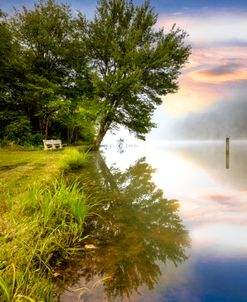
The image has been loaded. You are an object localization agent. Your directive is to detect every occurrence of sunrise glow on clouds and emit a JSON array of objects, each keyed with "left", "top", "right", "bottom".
[{"left": 158, "top": 10, "right": 247, "bottom": 116}]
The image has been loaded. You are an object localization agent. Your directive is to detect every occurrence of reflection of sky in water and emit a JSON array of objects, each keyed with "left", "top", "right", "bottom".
[
  {"left": 138, "top": 259, "right": 247, "bottom": 302},
  {"left": 101, "top": 142, "right": 247, "bottom": 301}
]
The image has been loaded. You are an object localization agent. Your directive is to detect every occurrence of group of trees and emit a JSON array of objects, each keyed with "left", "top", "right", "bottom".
[{"left": 0, "top": 0, "right": 190, "bottom": 149}]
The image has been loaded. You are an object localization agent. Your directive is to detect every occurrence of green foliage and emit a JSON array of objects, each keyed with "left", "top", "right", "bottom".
[
  {"left": 0, "top": 264, "right": 37, "bottom": 302},
  {"left": 0, "top": 150, "right": 90, "bottom": 301},
  {"left": 0, "top": 114, "right": 42, "bottom": 146},
  {"left": 26, "top": 178, "right": 88, "bottom": 234},
  {"left": 85, "top": 0, "right": 191, "bottom": 148},
  {"left": 2, "top": 0, "right": 93, "bottom": 144},
  {"left": 0, "top": 0, "right": 191, "bottom": 148},
  {"left": 10, "top": 0, "right": 76, "bottom": 139},
  {"left": 11, "top": 0, "right": 73, "bottom": 78},
  {"left": 0, "top": 13, "right": 27, "bottom": 144},
  {"left": 56, "top": 101, "right": 97, "bottom": 145},
  {"left": 4, "top": 116, "right": 32, "bottom": 143},
  {"left": 0, "top": 15, "right": 14, "bottom": 97},
  {"left": 0, "top": 179, "right": 88, "bottom": 301},
  {"left": 60, "top": 149, "right": 88, "bottom": 171}
]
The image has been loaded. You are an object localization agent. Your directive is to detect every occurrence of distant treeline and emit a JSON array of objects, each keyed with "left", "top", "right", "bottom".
[{"left": 0, "top": 0, "right": 190, "bottom": 148}]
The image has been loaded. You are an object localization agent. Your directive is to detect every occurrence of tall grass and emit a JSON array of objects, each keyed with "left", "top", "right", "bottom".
[
  {"left": 0, "top": 150, "right": 91, "bottom": 301},
  {"left": 60, "top": 149, "right": 88, "bottom": 171}
]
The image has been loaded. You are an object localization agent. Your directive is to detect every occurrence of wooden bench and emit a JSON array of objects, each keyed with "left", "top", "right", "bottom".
[{"left": 43, "top": 139, "right": 63, "bottom": 150}]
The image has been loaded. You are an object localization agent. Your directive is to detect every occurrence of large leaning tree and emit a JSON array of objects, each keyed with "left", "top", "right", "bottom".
[{"left": 85, "top": 0, "right": 191, "bottom": 150}]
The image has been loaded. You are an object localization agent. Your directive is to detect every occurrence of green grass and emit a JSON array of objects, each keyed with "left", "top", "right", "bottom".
[
  {"left": 60, "top": 149, "right": 88, "bottom": 171},
  {"left": 0, "top": 148, "right": 91, "bottom": 301}
]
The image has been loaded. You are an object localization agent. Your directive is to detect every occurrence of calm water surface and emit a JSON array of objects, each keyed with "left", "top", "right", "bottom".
[{"left": 59, "top": 141, "right": 247, "bottom": 302}]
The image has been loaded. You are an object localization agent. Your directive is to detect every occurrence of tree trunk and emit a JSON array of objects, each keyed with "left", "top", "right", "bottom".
[
  {"left": 39, "top": 116, "right": 49, "bottom": 140},
  {"left": 44, "top": 118, "right": 49, "bottom": 140},
  {"left": 95, "top": 152, "right": 120, "bottom": 192},
  {"left": 92, "top": 118, "right": 112, "bottom": 150}
]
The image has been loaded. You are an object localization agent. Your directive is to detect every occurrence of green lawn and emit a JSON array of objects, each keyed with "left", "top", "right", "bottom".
[
  {"left": 0, "top": 150, "right": 62, "bottom": 206},
  {"left": 0, "top": 150, "right": 63, "bottom": 253}
]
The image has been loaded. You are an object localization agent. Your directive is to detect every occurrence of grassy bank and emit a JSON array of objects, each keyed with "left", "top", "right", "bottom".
[{"left": 0, "top": 148, "right": 90, "bottom": 301}]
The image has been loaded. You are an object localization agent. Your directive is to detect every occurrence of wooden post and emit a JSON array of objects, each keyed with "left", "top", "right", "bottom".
[{"left": 226, "top": 137, "right": 230, "bottom": 169}]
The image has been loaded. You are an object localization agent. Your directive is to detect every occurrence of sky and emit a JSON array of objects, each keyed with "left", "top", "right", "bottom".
[{"left": 1, "top": 0, "right": 247, "bottom": 142}]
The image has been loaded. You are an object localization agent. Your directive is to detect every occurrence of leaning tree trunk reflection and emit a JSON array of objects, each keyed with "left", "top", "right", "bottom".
[{"left": 55, "top": 153, "right": 190, "bottom": 301}]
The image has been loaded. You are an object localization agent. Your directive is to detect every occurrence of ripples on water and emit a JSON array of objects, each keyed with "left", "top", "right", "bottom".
[{"left": 57, "top": 141, "right": 247, "bottom": 302}]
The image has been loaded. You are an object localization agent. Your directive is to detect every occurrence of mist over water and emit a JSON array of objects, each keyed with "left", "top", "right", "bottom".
[{"left": 172, "top": 98, "right": 247, "bottom": 140}]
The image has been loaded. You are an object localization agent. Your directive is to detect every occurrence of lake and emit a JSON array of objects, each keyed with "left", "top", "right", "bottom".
[{"left": 59, "top": 141, "right": 247, "bottom": 302}]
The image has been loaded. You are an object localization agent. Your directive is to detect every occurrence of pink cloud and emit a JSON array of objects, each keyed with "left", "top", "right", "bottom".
[
  {"left": 202, "top": 194, "right": 234, "bottom": 204},
  {"left": 181, "top": 191, "right": 247, "bottom": 228},
  {"left": 157, "top": 10, "right": 247, "bottom": 115},
  {"left": 157, "top": 11, "right": 247, "bottom": 48},
  {"left": 190, "top": 67, "right": 247, "bottom": 84}
]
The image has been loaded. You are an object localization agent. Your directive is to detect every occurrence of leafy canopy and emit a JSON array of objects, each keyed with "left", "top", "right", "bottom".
[
  {"left": 86, "top": 0, "right": 191, "bottom": 147},
  {"left": 0, "top": 0, "right": 190, "bottom": 147}
]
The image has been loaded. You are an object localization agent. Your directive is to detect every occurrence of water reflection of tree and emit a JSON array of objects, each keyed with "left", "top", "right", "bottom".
[{"left": 57, "top": 154, "right": 190, "bottom": 301}]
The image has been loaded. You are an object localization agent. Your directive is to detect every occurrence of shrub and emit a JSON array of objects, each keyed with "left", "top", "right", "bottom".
[{"left": 4, "top": 116, "right": 32, "bottom": 144}]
